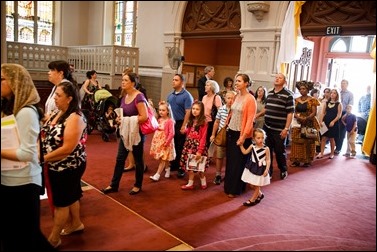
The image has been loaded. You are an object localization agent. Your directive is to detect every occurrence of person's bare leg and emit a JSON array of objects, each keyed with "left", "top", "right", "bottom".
[{"left": 48, "top": 206, "right": 70, "bottom": 247}]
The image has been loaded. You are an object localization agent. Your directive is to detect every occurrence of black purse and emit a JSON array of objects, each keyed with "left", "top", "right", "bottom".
[
  {"left": 210, "top": 95, "right": 218, "bottom": 121},
  {"left": 245, "top": 147, "right": 266, "bottom": 176}
]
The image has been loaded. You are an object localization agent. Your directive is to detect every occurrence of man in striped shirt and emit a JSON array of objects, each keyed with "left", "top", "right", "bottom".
[{"left": 263, "top": 73, "right": 294, "bottom": 180}]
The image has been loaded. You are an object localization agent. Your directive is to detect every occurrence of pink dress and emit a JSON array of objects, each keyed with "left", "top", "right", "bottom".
[{"left": 150, "top": 118, "right": 176, "bottom": 161}]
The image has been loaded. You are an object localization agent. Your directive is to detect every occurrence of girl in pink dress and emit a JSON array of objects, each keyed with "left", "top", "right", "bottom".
[{"left": 149, "top": 101, "right": 176, "bottom": 181}]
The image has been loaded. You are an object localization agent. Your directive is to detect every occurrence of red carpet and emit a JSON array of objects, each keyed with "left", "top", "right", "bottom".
[{"left": 40, "top": 131, "right": 376, "bottom": 251}]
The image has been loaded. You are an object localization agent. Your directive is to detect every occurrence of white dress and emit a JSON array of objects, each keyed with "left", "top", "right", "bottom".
[{"left": 241, "top": 145, "right": 270, "bottom": 186}]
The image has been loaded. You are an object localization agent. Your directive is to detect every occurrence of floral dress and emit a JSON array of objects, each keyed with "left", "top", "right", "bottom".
[
  {"left": 290, "top": 97, "right": 320, "bottom": 164},
  {"left": 150, "top": 118, "right": 176, "bottom": 161},
  {"left": 180, "top": 122, "right": 209, "bottom": 171}
]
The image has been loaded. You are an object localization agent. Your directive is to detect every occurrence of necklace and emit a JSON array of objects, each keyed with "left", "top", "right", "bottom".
[{"left": 328, "top": 102, "right": 335, "bottom": 108}]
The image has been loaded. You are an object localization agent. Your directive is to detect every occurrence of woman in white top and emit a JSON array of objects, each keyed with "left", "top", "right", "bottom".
[
  {"left": 1, "top": 63, "right": 55, "bottom": 251},
  {"left": 45, "top": 60, "right": 75, "bottom": 117}
]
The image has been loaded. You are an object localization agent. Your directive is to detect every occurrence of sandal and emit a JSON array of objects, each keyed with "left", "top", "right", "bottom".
[{"left": 316, "top": 154, "right": 323, "bottom": 159}]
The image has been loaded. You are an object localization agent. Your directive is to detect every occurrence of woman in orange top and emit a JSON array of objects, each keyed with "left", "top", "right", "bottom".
[{"left": 224, "top": 73, "right": 256, "bottom": 198}]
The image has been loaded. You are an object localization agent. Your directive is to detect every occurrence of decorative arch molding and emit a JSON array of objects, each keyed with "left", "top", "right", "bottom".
[
  {"left": 300, "top": 1, "right": 376, "bottom": 36},
  {"left": 181, "top": 1, "right": 241, "bottom": 38}
]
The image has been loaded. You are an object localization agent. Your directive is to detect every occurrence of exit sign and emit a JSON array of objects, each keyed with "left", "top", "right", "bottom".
[{"left": 326, "top": 26, "right": 342, "bottom": 35}]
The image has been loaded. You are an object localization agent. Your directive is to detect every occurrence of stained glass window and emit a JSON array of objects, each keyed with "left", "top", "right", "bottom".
[
  {"left": 5, "top": 1, "right": 54, "bottom": 45},
  {"left": 114, "top": 1, "right": 137, "bottom": 47}
]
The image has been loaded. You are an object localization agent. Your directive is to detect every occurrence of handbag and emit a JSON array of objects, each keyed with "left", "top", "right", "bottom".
[
  {"left": 138, "top": 100, "right": 159, "bottom": 135},
  {"left": 213, "top": 126, "right": 227, "bottom": 147},
  {"left": 210, "top": 95, "right": 219, "bottom": 121},
  {"left": 302, "top": 127, "right": 318, "bottom": 139},
  {"left": 213, "top": 111, "right": 231, "bottom": 147},
  {"left": 245, "top": 147, "right": 266, "bottom": 176}
]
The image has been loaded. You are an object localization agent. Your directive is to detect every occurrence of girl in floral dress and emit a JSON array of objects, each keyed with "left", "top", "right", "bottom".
[
  {"left": 180, "top": 101, "right": 209, "bottom": 190},
  {"left": 149, "top": 101, "right": 176, "bottom": 181}
]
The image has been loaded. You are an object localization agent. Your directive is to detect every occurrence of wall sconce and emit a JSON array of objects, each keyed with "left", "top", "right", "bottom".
[{"left": 247, "top": 1, "right": 270, "bottom": 22}]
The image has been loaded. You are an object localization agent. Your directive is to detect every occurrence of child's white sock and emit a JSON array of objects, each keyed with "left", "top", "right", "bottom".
[
  {"left": 186, "top": 180, "right": 194, "bottom": 186},
  {"left": 200, "top": 176, "right": 207, "bottom": 186}
]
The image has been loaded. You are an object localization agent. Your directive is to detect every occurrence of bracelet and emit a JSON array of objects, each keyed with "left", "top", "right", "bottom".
[{"left": 284, "top": 127, "right": 289, "bottom": 131}]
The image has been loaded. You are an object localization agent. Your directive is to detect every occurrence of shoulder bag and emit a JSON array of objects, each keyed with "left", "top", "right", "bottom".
[
  {"left": 136, "top": 99, "right": 159, "bottom": 135},
  {"left": 213, "top": 111, "right": 231, "bottom": 147}
]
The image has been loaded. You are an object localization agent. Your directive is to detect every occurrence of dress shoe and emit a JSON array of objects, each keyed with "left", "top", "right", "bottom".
[
  {"left": 181, "top": 184, "right": 194, "bottom": 190},
  {"left": 124, "top": 165, "right": 135, "bottom": 172},
  {"left": 60, "top": 223, "right": 85, "bottom": 236},
  {"left": 101, "top": 186, "right": 118, "bottom": 194},
  {"left": 303, "top": 162, "right": 311, "bottom": 167},
  {"left": 227, "top": 194, "right": 235, "bottom": 198},
  {"left": 280, "top": 171, "right": 288, "bottom": 180},
  {"left": 243, "top": 200, "right": 257, "bottom": 207},
  {"left": 255, "top": 193, "right": 265, "bottom": 204},
  {"left": 177, "top": 169, "right": 186, "bottom": 178},
  {"left": 201, "top": 184, "right": 208, "bottom": 190},
  {"left": 329, "top": 155, "right": 334, "bottom": 159},
  {"left": 316, "top": 154, "right": 323, "bottom": 159},
  {"left": 129, "top": 187, "right": 141, "bottom": 195}
]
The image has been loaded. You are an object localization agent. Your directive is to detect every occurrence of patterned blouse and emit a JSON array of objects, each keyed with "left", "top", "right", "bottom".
[{"left": 41, "top": 111, "right": 87, "bottom": 172}]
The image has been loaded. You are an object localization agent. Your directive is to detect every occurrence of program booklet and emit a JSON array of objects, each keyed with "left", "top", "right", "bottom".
[{"left": 186, "top": 154, "right": 207, "bottom": 172}]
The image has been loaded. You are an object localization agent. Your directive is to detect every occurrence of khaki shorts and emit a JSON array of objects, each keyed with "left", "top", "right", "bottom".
[{"left": 215, "top": 145, "right": 226, "bottom": 159}]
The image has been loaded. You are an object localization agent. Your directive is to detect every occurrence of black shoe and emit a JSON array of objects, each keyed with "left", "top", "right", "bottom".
[
  {"left": 213, "top": 175, "right": 221, "bottom": 185},
  {"left": 243, "top": 200, "right": 258, "bottom": 207},
  {"left": 129, "top": 187, "right": 141, "bottom": 195},
  {"left": 101, "top": 186, "right": 118, "bottom": 194},
  {"left": 177, "top": 169, "right": 185, "bottom": 178},
  {"left": 280, "top": 171, "right": 288, "bottom": 180},
  {"left": 255, "top": 193, "right": 265, "bottom": 204}
]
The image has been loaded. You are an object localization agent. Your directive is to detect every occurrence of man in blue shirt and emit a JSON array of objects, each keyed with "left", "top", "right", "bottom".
[{"left": 167, "top": 74, "right": 194, "bottom": 178}]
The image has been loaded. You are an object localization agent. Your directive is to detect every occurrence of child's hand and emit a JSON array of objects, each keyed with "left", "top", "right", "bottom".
[{"left": 195, "top": 153, "right": 202, "bottom": 161}]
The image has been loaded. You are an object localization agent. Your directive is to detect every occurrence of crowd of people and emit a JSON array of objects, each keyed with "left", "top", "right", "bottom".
[{"left": 2, "top": 60, "right": 370, "bottom": 249}]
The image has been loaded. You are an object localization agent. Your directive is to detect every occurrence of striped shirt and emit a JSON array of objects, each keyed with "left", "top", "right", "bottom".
[
  {"left": 264, "top": 87, "right": 294, "bottom": 132},
  {"left": 215, "top": 104, "right": 230, "bottom": 131}
]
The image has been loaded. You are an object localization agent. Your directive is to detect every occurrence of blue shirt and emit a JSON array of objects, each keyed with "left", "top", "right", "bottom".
[{"left": 167, "top": 89, "right": 193, "bottom": 121}]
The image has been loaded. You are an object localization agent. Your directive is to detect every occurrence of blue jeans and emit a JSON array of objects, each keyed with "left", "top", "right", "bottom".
[{"left": 110, "top": 134, "right": 145, "bottom": 190}]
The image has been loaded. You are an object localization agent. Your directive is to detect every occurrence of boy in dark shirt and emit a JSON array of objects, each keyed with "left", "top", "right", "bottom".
[{"left": 341, "top": 104, "right": 357, "bottom": 158}]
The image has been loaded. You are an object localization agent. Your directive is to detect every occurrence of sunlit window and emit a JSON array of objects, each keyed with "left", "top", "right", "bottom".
[
  {"left": 330, "top": 36, "right": 375, "bottom": 53},
  {"left": 114, "top": 1, "right": 137, "bottom": 47},
  {"left": 5, "top": 1, "right": 54, "bottom": 45}
]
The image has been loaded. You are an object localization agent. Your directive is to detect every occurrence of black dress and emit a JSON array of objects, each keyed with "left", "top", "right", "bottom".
[{"left": 323, "top": 101, "right": 340, "bottom": 139}]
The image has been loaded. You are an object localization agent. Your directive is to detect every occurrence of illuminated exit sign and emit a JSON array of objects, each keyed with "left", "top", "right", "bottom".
[{"left": 326, "top": 26, "right": 342, "bottom": 35}]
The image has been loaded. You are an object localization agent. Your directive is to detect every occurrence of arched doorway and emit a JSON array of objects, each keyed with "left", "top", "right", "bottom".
[{"left": 180, "top": 1, "right": 242, "bottom": 99}]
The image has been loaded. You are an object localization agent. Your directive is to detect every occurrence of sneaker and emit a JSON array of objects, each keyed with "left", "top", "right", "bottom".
[
  {"left": 280, "top": 171, "right": 288, "bottom": 180},
  {"left": 177, "top": 169, "right": 185, "bottom": 178},
  {"left": 351, "top": 153, "right": 357, "bottom": 158},
  {"left": 213, "top": 175, "right": 221, "bottom": 185},
  {"left": 149, "top": 173, "right": 160, "bottom": 182},
  {"left": 343, "top": 153, "right": 351, "bottom": 157},
  {"left": 164, "top": 168, "right": 170, "bottom": 178}
]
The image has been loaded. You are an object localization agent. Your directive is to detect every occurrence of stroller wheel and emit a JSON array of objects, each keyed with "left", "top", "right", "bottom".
[{"left": 102, "top": 133, "right": 109, "bottom": 142}]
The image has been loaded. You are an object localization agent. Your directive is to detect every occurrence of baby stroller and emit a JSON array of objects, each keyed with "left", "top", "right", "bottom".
[{"left": 82, "top": 89, "right": 119, "bottom": 141}]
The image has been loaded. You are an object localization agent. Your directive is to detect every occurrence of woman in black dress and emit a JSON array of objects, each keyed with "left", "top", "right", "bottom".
[{"left": 317, "top": 89, "right": 343, "bottom": 159}]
